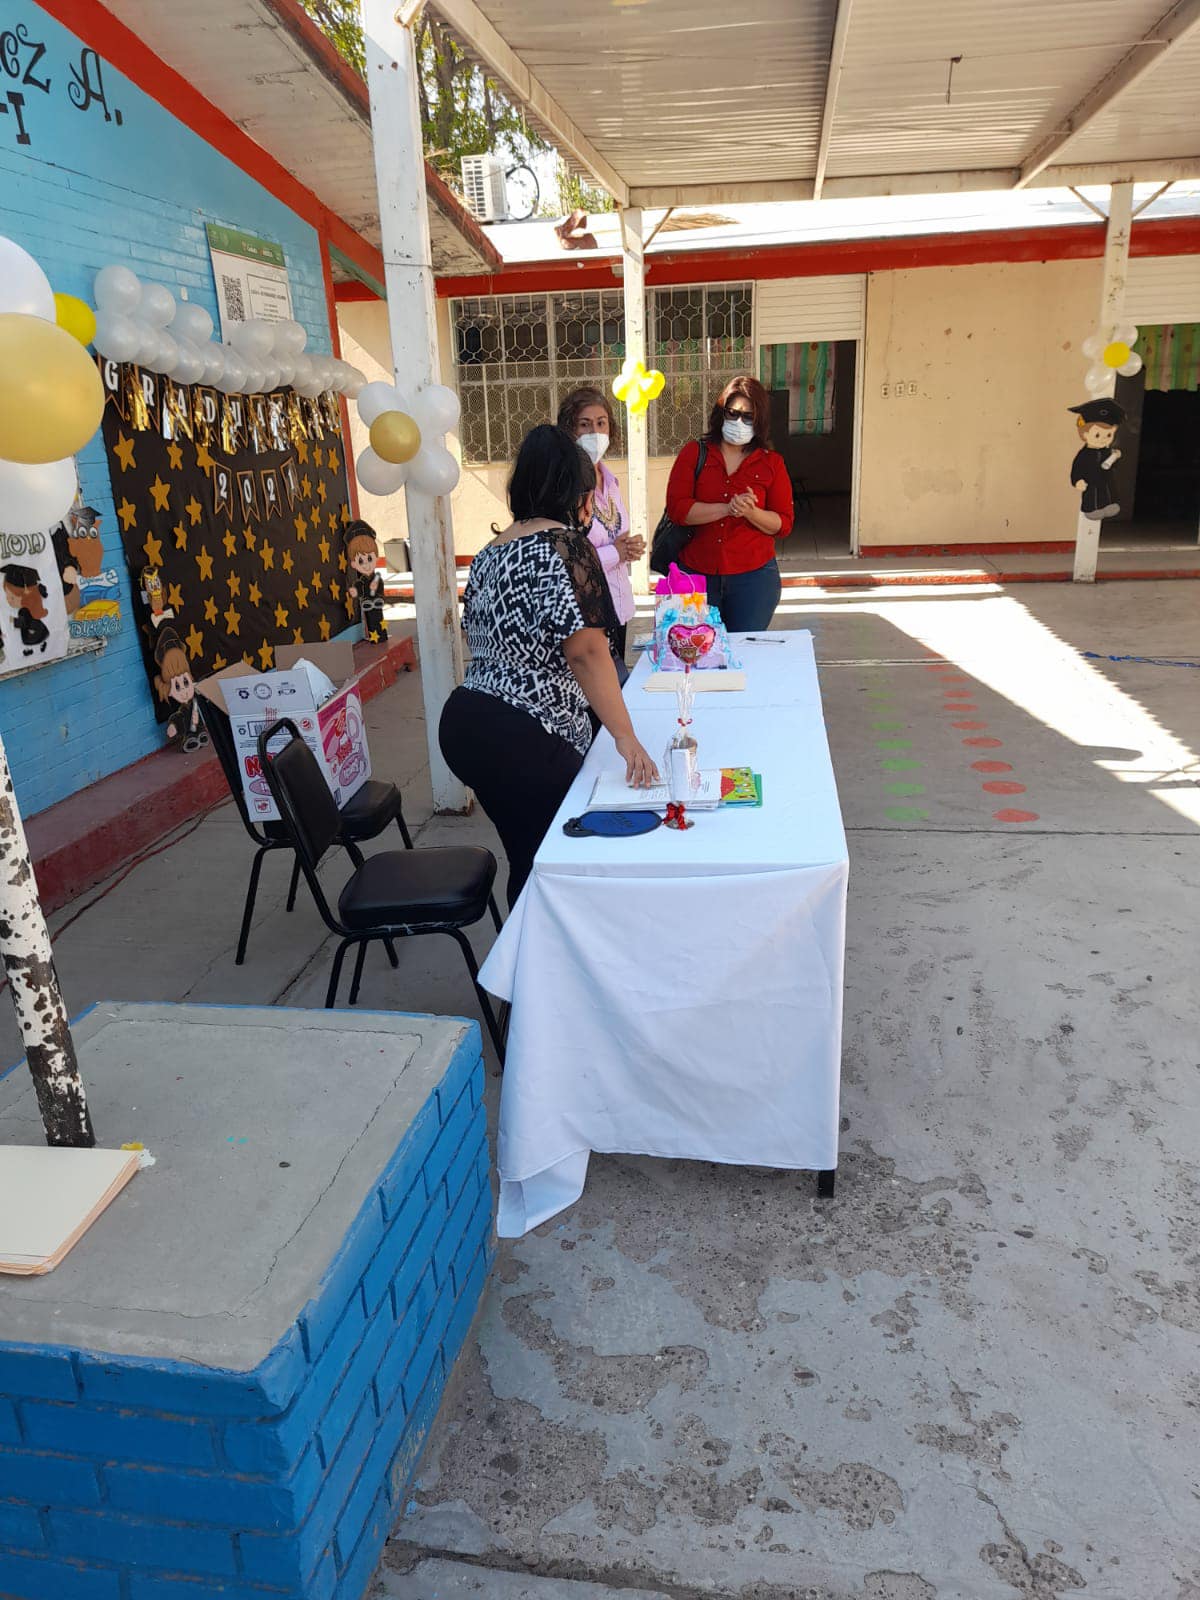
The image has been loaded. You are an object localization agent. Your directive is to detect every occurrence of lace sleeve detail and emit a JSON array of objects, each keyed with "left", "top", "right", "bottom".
[{"left": 549, "top": 528, "right": 621, "bottom": 650}]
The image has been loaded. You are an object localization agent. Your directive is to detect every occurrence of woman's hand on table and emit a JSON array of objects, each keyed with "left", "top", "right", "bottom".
[
  {"left": 615, "top": 532, "right": 644, "bottom": 562},
  {"left": 616, "top": 734, "right": 660, "bottom": 788}
]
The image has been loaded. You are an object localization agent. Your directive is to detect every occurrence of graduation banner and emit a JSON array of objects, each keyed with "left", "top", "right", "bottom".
[{"left": 99, "top": 361, "right": 355, "bottom": 723}]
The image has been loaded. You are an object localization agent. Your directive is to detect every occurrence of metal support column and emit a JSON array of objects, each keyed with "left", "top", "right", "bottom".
[
  {"left": 361, "top": 0, "right": 468, "bottom": 810},
  {"left": 619, "top": 207, "right": 651, "bottom": 598},
  {"left": 1073, "top": 181, "right": 1133, "bottom": 584}
]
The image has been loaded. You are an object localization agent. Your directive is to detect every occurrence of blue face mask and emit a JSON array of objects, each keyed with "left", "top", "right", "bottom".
[{"left": 722, "top": 416, "right": 754, "bottom": 447}]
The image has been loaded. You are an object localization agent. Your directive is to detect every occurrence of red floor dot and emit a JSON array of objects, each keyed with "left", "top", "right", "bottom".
[
  {"left": 963, "top": 736, "right": 1002, "bottom": 747},
  {"left": 994, "top": 808, "right": 1039, "bottom": 823},
  {"left": 972, "top": 760, "right": 1013, "bottom": 773},
  {"left": 943, "top": 690, "right": 973, "bottom": 699},
  {"left": 953, "top": 720, "right": 988, "bottom": 729},
  {"left": 983, "top": 780, "right": 1026, "bottom": 795}
]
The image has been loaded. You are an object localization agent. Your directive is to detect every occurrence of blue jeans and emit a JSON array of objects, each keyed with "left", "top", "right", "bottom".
[{"left": 686, "top": 560, "right": 782, "bottom": 632}]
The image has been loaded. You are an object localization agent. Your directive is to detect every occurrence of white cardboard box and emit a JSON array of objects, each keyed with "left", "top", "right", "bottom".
[{"left": 197, "top": 640, "right": 371, "bottom": 823}]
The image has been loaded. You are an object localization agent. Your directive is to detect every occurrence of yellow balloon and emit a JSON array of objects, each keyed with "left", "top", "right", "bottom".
[
  {"left": 1102, "top": 340, "right": 1131, "bottom": 369},
  {"left": 369, "top": 408, "right": 422, "bottom": 464},
  {"left": 54, "top": 292, "right": 97, "bottom": 348},
  {"left": 643, "top": 369, "right": 665, "bottom": 400},
  {"left": 0, "top": 313, "right": 105, "bottom": 464}
]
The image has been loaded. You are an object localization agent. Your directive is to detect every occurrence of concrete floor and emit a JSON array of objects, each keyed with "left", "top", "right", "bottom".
[{"left": 5, "top": 581, "right": 1199, "bottom": 1600}]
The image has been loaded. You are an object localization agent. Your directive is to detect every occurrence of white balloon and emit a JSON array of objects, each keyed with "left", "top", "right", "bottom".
[
  {"left": 1118, "top": 353, "right": 1143, "bottom": 378},
  {"left": 231, "top": 318, "right": 275, "bottom": 360},
  {"left": 1083, "top": 365, "right": 1110, "bottom": 395},
  {"left": 139, "top": 282, "right": 176, "bottom": 329},
  {"left": 92, "top": 263, "right": 141, "bottom": 317},
  {"left": 342, "top": 365, "right": 367, "bottom": 399},
  {"left": 356, "top": 446, "right": 408, "bottom": 496},
  {"left": 0, "top": 455, "right": 78, "bottom": 534},
  {"left": 1114, "top": 324, "right": 1138, "bottom": 347},
  {"left": 134, "top": 324, "right": 163, "bottom": 369},
  {"left": 1081, "top": 334, "right": 1104, "bottom": 361},
  {"left": 171, "top": 301, "right": 214, "bottom": 346},
  {"left": 173, "top": 340, "right": 206, "bottom": 385},
  {"left": 357, "top": 380, "right": 405, "bottom": 426},
  {"left": 243, "top": 362, "right": 266, "bottom": 394},
  {"left": 151, "top": 332, "right": 180, "bottom": 375},
  {"left": 260, "top": 360, "right": 281, "bottom": 392},
  {"left": 275, "top": 354, "right": 297, "bottom": 387},
  {"left": 409, "top": 443, "right": 460, "bottom": 497},
  {"left": 222, "top": 350, "right": 249, "bottom": 392},
  {"left": 291, "top": 354, "right": 313, "bottom": 387},
  {"left": 201, "top": 344, "right": 226, "bottom": 385},
  {"left": 272, "top": 319, "right": 306, "bottom": 356},
  {"left": 93, "top": 310, "right": 142, "bottom": 363},
  {"left": 0, "top": 236, "right": 55, "bottom": 320},
  {"left": 410, "top": 383, "right": 461, "bottom": 437}
]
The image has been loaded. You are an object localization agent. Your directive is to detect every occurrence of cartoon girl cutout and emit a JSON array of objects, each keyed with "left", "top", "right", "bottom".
[
  {"left": 2, "top": 565, "right": 51, "bottom": 657},
  {"left": 153, "top": 629, "right": 209, "bottom": 752},
  {"left": 1069, "top": 398, "right": 1126, "bottom": 521}
]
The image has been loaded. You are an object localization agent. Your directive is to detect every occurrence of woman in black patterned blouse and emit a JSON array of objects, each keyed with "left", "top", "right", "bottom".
[{"left": 439, "top": 425, "right": 659, "bottom": 908}]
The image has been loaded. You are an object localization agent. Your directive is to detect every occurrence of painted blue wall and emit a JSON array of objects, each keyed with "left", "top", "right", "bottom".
[{"left": 0, "top": 2, "right": 334, "bottom": 819}]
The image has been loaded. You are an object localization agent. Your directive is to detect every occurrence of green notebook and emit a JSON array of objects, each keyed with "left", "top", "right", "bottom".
[{"left": 720, "top": 767, "right": 763, "bottom": 807}]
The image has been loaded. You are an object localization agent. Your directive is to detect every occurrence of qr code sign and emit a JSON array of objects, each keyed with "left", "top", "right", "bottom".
[{"left": 222, "top": 276, "right": 246, "bottom": 321}]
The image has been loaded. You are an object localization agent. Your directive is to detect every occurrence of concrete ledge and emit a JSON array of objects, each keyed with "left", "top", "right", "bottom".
[
  {"left": 0, "top": 1002, "right": 492, "bottom": 1600},
  {"left": 25, "top": 635, "right": 416, "bottom": 916}
]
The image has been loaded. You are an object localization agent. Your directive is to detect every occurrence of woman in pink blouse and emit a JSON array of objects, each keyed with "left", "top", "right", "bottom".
[{"left": 557, "top": 387, "right": 644, "bottom": 661}]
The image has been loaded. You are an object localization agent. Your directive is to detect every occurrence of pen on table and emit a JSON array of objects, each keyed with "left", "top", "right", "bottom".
[{"left": 744, "top": 635, "right": 786, "bottom": 644}]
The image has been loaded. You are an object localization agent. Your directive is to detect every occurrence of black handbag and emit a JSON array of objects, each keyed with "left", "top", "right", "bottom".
[{"left": 650, "top": 441, "right": 708, "bottom": 577}]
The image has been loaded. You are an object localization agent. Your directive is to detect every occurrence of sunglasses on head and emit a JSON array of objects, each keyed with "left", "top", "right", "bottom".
[{"left": 723, "top": 405, "right": 754, "bottom": 424}]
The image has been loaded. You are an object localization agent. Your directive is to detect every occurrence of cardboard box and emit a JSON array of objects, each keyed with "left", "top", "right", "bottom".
[{"left": 196, "top": 640, "right": 371, "bottom": 823}]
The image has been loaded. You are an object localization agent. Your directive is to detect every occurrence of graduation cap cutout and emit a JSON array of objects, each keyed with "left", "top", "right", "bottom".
[{"left": 1068, "top": 398, "right": 1126, "bottom": 427}]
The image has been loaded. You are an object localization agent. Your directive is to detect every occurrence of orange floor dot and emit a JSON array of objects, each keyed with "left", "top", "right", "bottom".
[
  {"left": 963, "top": 736, "right": 1002, "bottom": 747},
  {"left": 994, "top": 808, "right": 1039, "bottom": 823},
  {"left": 953, "top": 720, "right": 988, "bottom": 730},
  {"left": 972, "top": 761, "right": 1012, "bottom": 773},
  {"left": 983, "top": 780, "right": 1026, "bottom": 795}
]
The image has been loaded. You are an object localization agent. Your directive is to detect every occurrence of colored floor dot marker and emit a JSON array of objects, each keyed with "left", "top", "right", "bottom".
[
  {"left": 972, "top": 760, "right": 1013, "bottom": 773},
  {"left": 944, "top": 704, "right": 978, "bottom": 712},
  {"left": 952, "top": 720, "right": 987, "bottom": 729},
  {"left": 883, "top": 758, "right": 921, "bottom": 770},
  {"left": 876, "top": 739, "right": 912, "bottom": 750},
  {"left": 885, "top": 782, "right": 925, "bottom": 796},
  {"left": 885, "top": 806, "right": 930, "bottom": 821},
  {"left": 963, "top": 736, "right": 1003, "bottom": 748},
  {"left": 983, "top": 779, "right": 1026, "bottom": 795},
  {"left": 994, "top": 808, "right": 1039, "bottom": 823},
  {"left": 871, "top": 721, "right": 904, "bottom": 730}
]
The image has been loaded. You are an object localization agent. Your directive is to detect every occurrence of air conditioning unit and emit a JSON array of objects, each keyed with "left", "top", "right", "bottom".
[{"left": 461, "top": 154, "right": 509, "bottom": 223}]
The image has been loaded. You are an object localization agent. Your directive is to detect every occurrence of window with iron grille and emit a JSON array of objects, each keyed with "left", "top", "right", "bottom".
[{"left": 451, "top": 284, "right": 754, "bottom": 464}]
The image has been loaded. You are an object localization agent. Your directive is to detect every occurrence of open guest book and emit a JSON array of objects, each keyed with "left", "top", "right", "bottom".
[
  {"left": 587, "top": 770, "right": 724, "bottom": 812},
  {"left": 0, "top": 1146, "right": 140, "bottom": 1274}
]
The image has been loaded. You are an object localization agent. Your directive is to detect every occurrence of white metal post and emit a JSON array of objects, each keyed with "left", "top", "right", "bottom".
[
  {"left": 1073, "top": 181, "right": 1133, "bottom": 583},
  {"left": 619, "top": 207, "right": 651, "bottom": 598},
  {"left": 361, "top": 0, "right": 468, "bottom": 811},
  {"left": 0, "top": 735, "right": 94, "bottom": 1147}
]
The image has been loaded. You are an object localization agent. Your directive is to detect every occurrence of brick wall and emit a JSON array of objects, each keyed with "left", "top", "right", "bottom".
[
  {"left": 0, "top": 1032, "right": 492, "bottom": 1600},
  {"left": 0, "top": 0, "right": 334, "bottom": 820}
]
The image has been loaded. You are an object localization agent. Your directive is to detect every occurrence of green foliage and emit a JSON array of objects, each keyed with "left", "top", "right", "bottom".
[{"left": 545, "top": 164, "right": 616, "bottom": 217}]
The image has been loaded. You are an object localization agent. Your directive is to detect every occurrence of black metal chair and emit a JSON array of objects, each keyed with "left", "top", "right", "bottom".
[
  {"left": 199, "top": 696, "right": 414, "bottom": 965},
  {"left": 256, "top": 719, "right": 506, "bottom": 1058}
]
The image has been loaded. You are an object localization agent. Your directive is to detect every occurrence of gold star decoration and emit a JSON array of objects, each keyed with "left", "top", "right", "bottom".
[
  {"left": 143, "top": 532, "right": 163, "bottom": 567},
  {"left": 166, "top": 441, "right": 184, "bottom": 472},
  {"left": 212, "top": 653, "right": 228, "bottom": 671},
  {"left": 196, "top": 546, "right": 214, "bottom": 582},
  {"left": 281, "top": 548, "right": 295, "bottom": 575},
  {"left": 185, "top": 624, "right": 204, "bottom": 658},
  {"left": 292, "top": 627, "right": 303, "bottom": 646},
  {"left": 329, "top": 579, "right": 341, "bottom": 603},
  {"left": 149, "top": 476, "right": 172, "bottom": 512},
  {"left": 195, "top": 442, "right": 215, "bottom": 473},
  {"left": 227, "top": 572, "right": 241, "bottom": 597},
  {"left": 316, "top": 480, "right": 327, "bottom": 504},
  {"left": 117, "top": 498, "right": 138, "bottom": 532},
  {"left": 337, "top": 552, "right": 347, "bottom": 571},
  {"left": 248, "top": 581, "right": 263, "bottom": 608},
  {"left": 258, "top": 641, "right": 274, "bottom": 670},
  {"left": 293, "top": 514, "right": 308, "bottom": 543},
  {"left": 113, "top": 433, "right": 137, "bottom": 472},
  {"left": 340, "top": 504, "right": 350, "bottom": 526},
  {"left": 318, "top": 536, "right": 331, "bottom": 564},
  {"left": 301, "top": 476, "right": 312, "bottom": 501},
  {"left": 296, "top": 438, "right": 309, "bottom": 465},
  {"left": 274, "top": 603, "right": 289, "bottom": 630},
  {"left": 173, "top": 522, "right": 188, "bottom": 552},
  {"left": 318, "top": 615, "right": 332, "bottom": 641},
  {"left": 242, "top": 652, "right": 254, "bottom": 667},
  {"left": 223, "top": 528, "right": 238, "bottom": 559},
  {"left": 243, "top": 527, "right": 256, "bottom": 552},
  {"left": 326, "top": 510, "right": 338, "bottom": 536},
  {"left": 343, "top": 592, "right": 356, "bottom": 620},
  {"left": 167, "top": 583, "right": 184, "bottom": 611},
  {"left": 203, "top": 596, "right": 218, "bottom": 624},
  {"left": 313, "top": 446, "right": 325, "bottom": 469},
  {"left": 311, "top": 569, "right": 324, "bottom": 595},
  {"left": 259, "top": 541, "right": 275, "bottom": 571},
  {"left": 185, "top": 496, "right": 203, "bottom": 526},
  {"left": 294, "top": 581, "right": 309, "bottom": 609},
  {"left": 223, "top": 604, "right": 241, "bottom": 636},
  {"left": 328, "top": 448, "right": 341, "bottom": 476}
]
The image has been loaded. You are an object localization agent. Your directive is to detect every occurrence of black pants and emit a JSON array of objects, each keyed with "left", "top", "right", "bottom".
[{"left": 439, "top": 688, "right": 584, "bottom": 909}]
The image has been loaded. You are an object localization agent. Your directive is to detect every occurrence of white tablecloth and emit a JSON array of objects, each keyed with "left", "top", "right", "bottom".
[{"left": 479, "top": 630, "right": 849, "bottom": 1237}]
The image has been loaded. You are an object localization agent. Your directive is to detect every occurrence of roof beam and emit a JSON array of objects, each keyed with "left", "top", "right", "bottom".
[
  {"left": 1016, "top": 0, "right": 1200, "bottom": 187},
  {"left": 428, "top": 0, "right": 630, "bottom": 206},
  {"left": 812, "top": 0, "right": 855, "bottom": 203},
  {"left": 627, "top": 156, "right": 1200, "bottom": 209}
]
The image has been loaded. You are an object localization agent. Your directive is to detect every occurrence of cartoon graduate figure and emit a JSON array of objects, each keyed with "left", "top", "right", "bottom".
[
  {"left": 1069, "top": 397, "right": 1126, "bottom": 521},
  {"left": 153, "top": 627, "right": 209, "bottom": 753},
  {"left": 2, "top": 565, "right": 51, "bottom": 657},
  {"left": 344, "top": 520, "right": 386, "bottom": 643}
]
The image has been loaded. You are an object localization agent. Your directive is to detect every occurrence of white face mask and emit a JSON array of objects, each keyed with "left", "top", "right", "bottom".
[
  {"left": 578, "top": 430, "right": 610, "bottom": 464},
  {"left": 722, "top": 416, "right": 754, "bottom": 447}
]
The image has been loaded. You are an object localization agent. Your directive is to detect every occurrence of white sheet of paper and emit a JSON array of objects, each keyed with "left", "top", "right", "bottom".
[
  {"left": 587, "top": 769, "right": 722, "bottom": 812},
  {"left": 0, "top": 1147, "right": 139, "bottom": 1274}
]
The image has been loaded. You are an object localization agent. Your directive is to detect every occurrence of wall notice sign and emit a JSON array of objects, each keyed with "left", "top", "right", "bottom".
[{"left": 206, "top": 223, "right": 294, "bottom": 339}]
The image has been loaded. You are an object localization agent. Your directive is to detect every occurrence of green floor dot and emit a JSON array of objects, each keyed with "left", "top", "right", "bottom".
[
  {"left": 882, "top": 758, "right": 921, "bottom": 770},
  {"left": 885, "top": 806, "right": 930, "bottom": 822},
  {"left": 870, "top": 721, "right": 904, "bottom": 730},
  {"left": 884, "top": 782, "right": 925, "bottom": 796},
  {"left": 876, "top": 739, "right": 911, "bottom": 751}
]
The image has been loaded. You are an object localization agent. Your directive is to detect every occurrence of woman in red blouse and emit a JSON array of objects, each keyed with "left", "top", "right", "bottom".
[{"left": 664, "top": 375, "right": 794, "bottom": 632}]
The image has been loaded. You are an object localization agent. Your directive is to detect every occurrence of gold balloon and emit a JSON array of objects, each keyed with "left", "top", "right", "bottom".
[
  {"left": 0, "top": 313, "right": 106, "bottom": 464},
  {"left": 54, "top": 292, "right": 97, "bottom": 348},
  {"left": 1102, "top": 340, "right": 1131, "bottom": 369},
  {"left": 369, "top": 409, "right": 422, "bottom": 464}
]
